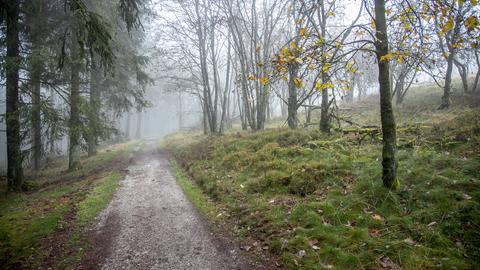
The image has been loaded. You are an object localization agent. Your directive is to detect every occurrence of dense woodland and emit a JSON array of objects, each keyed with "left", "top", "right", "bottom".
[{"left": 0, "top": 0, "right": 480, "bottom": 269}]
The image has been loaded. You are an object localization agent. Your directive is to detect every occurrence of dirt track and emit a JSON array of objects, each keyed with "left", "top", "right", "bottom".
[{"left": 80, "top": 143, "right": 258, "bottom": 270}]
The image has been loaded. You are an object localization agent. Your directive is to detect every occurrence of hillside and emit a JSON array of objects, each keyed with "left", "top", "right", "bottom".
[{"left": 163, "top": 85, "right": 480, "bottom": 269}]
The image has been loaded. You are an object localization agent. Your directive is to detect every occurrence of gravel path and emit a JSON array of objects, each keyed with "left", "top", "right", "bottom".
[{"left": 84, "top": 144, "right": 256, "bottom": 270}]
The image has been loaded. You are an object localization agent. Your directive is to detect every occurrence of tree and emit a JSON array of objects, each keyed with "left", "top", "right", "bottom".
[
  {"left": 4, "top": 0, "right": 24, "bottom": 190},
  {"left": 374, "top": 0, "right": 399, "bottom": 189}
]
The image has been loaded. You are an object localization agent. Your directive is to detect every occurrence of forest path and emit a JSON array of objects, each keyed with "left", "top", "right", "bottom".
[{"left": 80, "top": 141, "right": 255, "bottom": 270}]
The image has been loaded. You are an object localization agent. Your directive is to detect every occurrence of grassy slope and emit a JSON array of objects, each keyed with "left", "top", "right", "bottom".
[
  {"left": 0, "top": 140, "right": 142, "bottom": 269},
  {"left": 165, "top": 86, "right": 480, "bottom": 270}
]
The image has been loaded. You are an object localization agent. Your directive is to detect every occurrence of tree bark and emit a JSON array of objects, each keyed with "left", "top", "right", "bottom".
[
  {"left": 125, "top": 112, "right": 131, "bottom": 139},
  {"left": 31, "top": 53, "right": 42, "bottom": 170},
  {"left": 30, "top": 0, "right": 45, "bottom": 171},
  {"left": 374, "top": 0, "right": 399, "bottom": 190},
  {"left": 6, "top": 0, "right": 24, "bottom": 190},
  {"left": 68, "top": 38, "right": 81, "bottom": 170},
  {"left": 439, "top": 4, "right": 463, "bottom": 109},
  {"left": 453, "top": 59, "right": 468, "bottom": 93},
  {"left": 439, "top": 51, "right": 455, "bottom": 109},
  {"left": 287, "top": 64, "right": 298, "bottom": 129},
  {"left": 87, "top": 62, "right": 100, "bottom": 157},
  {"left": 319, "top": 72, "right": 330, "bottom": 133}
]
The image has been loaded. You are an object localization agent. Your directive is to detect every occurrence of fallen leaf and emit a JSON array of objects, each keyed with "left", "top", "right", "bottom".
[
  {"left": 308, "top": 240, "right": 320, "bottom": 250},
  {"left": 297, "top": 250, "right": 306, "bottom": 258},
  {"left": 363, "top": 207, "right": 373, "bottom": 214},
  {"left": 403, "top": 238, "right": 416, "bottom": 245},
  {"left": 372, "top": 214, "right": 384, "bottom": 221},
  {"left": 369, "top": 228, "right": 380, "bottom": 237},
  {"left": 427, "top": 221, "right": 437, "bottom": 227},
  {"left": 379, "top": 255, "right": 397, "bottom": 269}
]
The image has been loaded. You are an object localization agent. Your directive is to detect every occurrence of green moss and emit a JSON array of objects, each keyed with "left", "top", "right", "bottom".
[
  {"left": 76, "top": 172, "right": 121, "bottom": 226},
  {"left": 164, "top": 106, "right": 480, "bottom": 269},
  {"left": 0, "top": 140, "right": 140, "bottom": 268},
  {"left": 171, "top": 160, "right": 220, "bottom": 219}
]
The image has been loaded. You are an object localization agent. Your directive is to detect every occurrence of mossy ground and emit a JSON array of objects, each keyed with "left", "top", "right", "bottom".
[
  {"left": 0, "top": 140, "right": 141, "bottom": 269},
  {"left": 165, "top": 86, "right": 480, "bottom": 270}
]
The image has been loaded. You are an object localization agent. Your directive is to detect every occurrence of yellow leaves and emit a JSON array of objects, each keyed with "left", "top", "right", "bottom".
[
  {"left": 295, "top": 57, "right": 304, "bottom": 64},
  {"left": 247, "top": 74, "right": 270, "bottom": 85},
  {"left": 396, "top": 55, "right": 405, "bottom": 64},
  {"left": 442, "top": 17, "right": 454, "bottom": 33},
  {"left": 290, "top": 42, "right": 298, "bottom": 50},
  {"left": 260, "top": 76, "right": 269, "bottom": 85},
  {"left": 340, "top": 84, "right": 352, "bottom": 91},
  {"left": 452, "top": 42, "right": 463, "bottom": 49},
  {"left": 315, "top": 81, "right": 333, "bottom": 90},
  {"left": 316, "top": 36, "right": 325, "bottom": 46},
  {"left": 322, "top": 63, "right": 332, "bottom": 73},
  {"left": 299, "top": 28, "right": 308, "bottom": 38},
  {"left": 294, "top": 77, "right": 303, "bottom": 88},
  {"left": 380, "top": 51, "right": 405, "bottom": 63},
  {"left": 465, "top": 16, "right": 479, "bottom": 31},
  {"left": 345, "top": 62, "right": 357, "bottom": 73},
  {"left": 326, "top": 11, "right": 336, "bottom": 18},
  {"left": 472, "top": 0, "right": 478, "bottom": 5},
  {"left": 380, "top": 53, "right": 395, "bottom": 62}
]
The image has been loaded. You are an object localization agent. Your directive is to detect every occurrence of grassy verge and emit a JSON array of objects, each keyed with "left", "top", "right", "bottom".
[
  {"left": 164, "top": 106, "right": 480, "bottom": 269},
  {"left": 0, "top": 140, "right": 140, "bottom": 269},
  {"left": 76, "top": 171, "right": 122, "bottom": 226},
  {"left": 170, "top": 160, "right": 219, "bottom": 220}
]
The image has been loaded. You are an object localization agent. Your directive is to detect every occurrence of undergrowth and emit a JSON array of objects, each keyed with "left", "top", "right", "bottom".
[
  {"left": 0, "top": 140, "right": 140, "bottom": 269},
  {"left": 165, "top": 108, "right": 480, "bottom": 270}
]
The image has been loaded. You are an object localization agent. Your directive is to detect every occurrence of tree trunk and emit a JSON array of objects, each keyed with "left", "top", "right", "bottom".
[
  {"left": 220, "top": 36, "right": 232, "bottom": 134},
  {"left": 68, "top": 36, "right": 81, "bottom": 170},
  {"left": 30, "top": 0, "right": 45, "bottom": 171},
  {"left": 320, "top": 88, "right": 330, "bottom": 132},
  {"left": 135, "top": 111, "right": 142, "bottom": 139},
  {"left": 319, "top": 72, "right": 330, "bottom": 132},
  {"left": 439, "top": 52, "right": 455, "bottom": 109},
  {"left": 6, "top": 0, "right": 24, "bottom": 190},
  {"left": 287, "top": 64, "right": 298, "bottom": 129},
  {"left": 178, "top": 92, "right": 183, "bottom": 130},
  {"left": 453, "top": 59, "right": 468, "bottom": 93},
  {"left": 87, "top": 63, "right": 100, "bottom": 157},
  {"left": 31, "top": 54, "right": 42, "bottom": 170},
  {"left": 473, "top": 51, "right": 480, "bottom": 92},
  {"left": 395, "top": 74, "right": 406, "bottom": 105},
  {"left": 439, "top": 5, "right": 462, "bottom": 109},
  {"left": 374, "top": 0, "right": 399, "bottom": 190},
  {"left": 125, "top": 112, "right": 131, "bottom": 139}
]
